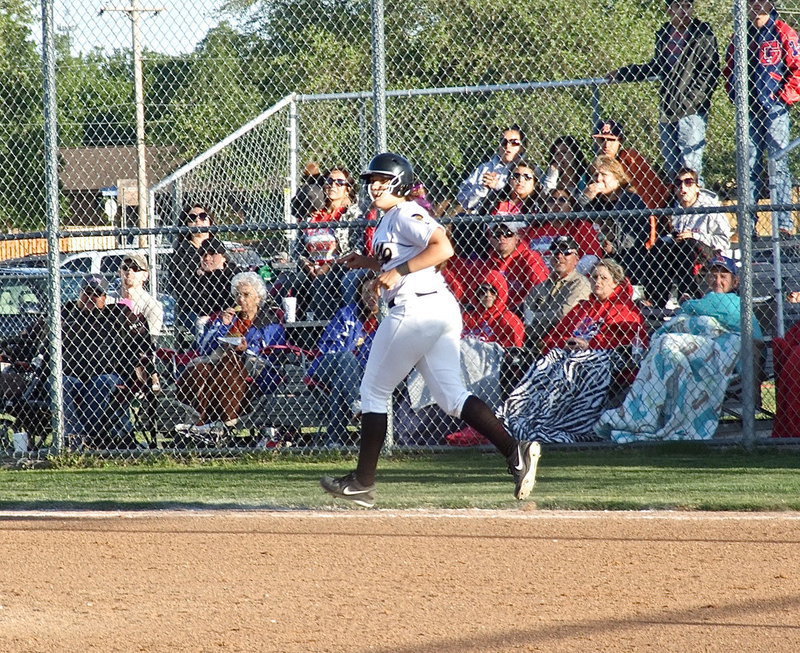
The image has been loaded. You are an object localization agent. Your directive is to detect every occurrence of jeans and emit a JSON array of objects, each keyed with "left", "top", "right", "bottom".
[
  {"left": 63, "top": 373, "right": 135, "bottom": 447},
  {"left": 311, "top": 351, "right": 362, "bottom": 444},
  {"left": 659, "top": 112, "right": 708, "bottom": 182},
  {"left": 749, "top": 102, "right": 793, "bottom": 233}
]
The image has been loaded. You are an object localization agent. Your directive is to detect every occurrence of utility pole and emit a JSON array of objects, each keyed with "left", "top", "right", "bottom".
[{"left": 100, "top": 1, "right": 163, "bottom": 249}]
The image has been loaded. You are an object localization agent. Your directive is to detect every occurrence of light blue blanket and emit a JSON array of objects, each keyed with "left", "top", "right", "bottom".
[{"left": 594, "top": 314, "right": 741, "bottom": 442}]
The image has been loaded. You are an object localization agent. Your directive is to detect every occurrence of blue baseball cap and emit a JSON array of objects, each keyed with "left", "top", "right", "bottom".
[{"left": 706, "top": 255, "right": 738, "bottom": 277}]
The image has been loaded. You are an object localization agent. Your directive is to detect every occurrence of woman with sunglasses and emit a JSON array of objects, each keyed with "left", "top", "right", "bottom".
[
  {"left": 297, "top": 167, "right": 361, "bottom": 319},
  {"left": 456, "top": 125, "right": 527, "bottom": 214},
  {"left": 171, "top": 204, "right": 217, "bottom": 334},
  {"left": 489, "top": 160, "right": 542, "bottom": 216},
  {"left": 110, "top": 253, "right": 164, "bottom": 337},
  {"left": 647, "top": 168, "right": 730, "bottom": 309}
]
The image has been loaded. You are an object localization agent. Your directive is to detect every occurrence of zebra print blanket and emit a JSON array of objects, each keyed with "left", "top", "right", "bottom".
[{"left": 498, "top": 348, "right": 625, "bottom": 444}]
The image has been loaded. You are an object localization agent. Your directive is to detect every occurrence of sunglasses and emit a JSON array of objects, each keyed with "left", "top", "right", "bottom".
[
  {"left": 675, "top": 178, "right": 697, "bottom": 187},
  {"left": 500, "top": 138, "right": 523, "bottom": 147},
  {"left": 188, "top": 212, "right": 209, "bottom": 221},
  {"left": 550, "top": 248, "right": 577, "bottom": 256},
  {"left": 476, "top": 286, "right": 497, "bottom": 296},
  {"left": 325, "top": 178, "right": 350, "bottom": 187},
  {"left": 120, "top": 263, "right": 145, "bottom": 272},
  {"left": 511, "top": 172, "right": 534, "bottom": 181},
  {"left": 492, "top": 228, "right": 516, "bottom": 239}
]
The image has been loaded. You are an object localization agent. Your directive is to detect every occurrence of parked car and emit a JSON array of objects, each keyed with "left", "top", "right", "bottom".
[
  {"left": 0, "top": 241, "right": 264, "bottom": 278},
  {"left": 0, "top": 268, "right": 175, "bottom": 344}
]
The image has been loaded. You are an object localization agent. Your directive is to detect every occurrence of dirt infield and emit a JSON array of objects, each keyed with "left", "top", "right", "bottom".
[{"left": 1, "top": 509, "right": 799, "bottom": 652}]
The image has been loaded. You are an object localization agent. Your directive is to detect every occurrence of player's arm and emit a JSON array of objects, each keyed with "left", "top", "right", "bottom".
[{"left": 376, "top": 226, "right": 454, "bottom": 291}]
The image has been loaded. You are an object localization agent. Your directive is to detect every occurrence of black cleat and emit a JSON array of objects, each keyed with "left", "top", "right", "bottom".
[{"left": 320, "top": 471, "right": 377, "bottom": 507}]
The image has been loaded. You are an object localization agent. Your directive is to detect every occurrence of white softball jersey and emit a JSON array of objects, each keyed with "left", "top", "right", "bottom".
[{"left": 360, "top": 199, "right": 471, "bottom": 417}]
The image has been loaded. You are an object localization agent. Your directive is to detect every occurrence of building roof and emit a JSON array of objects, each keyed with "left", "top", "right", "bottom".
[{"left": 59, "top": 146, "right": 181, "bottom": 191}]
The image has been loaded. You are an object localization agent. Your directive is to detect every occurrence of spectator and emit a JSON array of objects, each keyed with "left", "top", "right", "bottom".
[
  {"left": 525, "top": 188, "right": 604, "bottom": 261},
  {"left": 190, "top": 237, "right": 240, "bottom": 329},
  {"left": 583, "top": 155, "right": 651, "bottom": 284},
  {"left": 524, "top": 235, "right": 592, "bottom": 353},
  {"left": 647, "top": 168, "right": 731, "bottom": 308},
  {"left": 483, "top": 220, "right": 550, "bottom": 315},
  {"left": 596, "top": 255, "right": 763, "bottom": 442},
  {"left": 177, "top": 272, "right": 286, "bottom": 427},
  {"left": 59, "top": 274, "right": 152, "bottom": 449},
  {"left": 462, "top": 270, "right": 526, "bottom": 348},
  {"left": 489, "top": 160, "right": 541, "bottom": 216},
  {"left": 296, "top": 167, "right": 360, "bottom": 319},
  {"left": 497, "top": 259, "right": 648, "bottom": 444},
  {"left": 109, "top": 253, "right": 164, "bottom": 337},
  {"left": 291, "top": 161, "right": 325, "bottom": 221},
  {"left": 457, "top": 125, "right": 527, "bottom": 213},
  {"left": 541, "top": 135, "right": 591, "bottom": 199},
  {"left": 171, "top": 204, "right": 215, "bottom": 332},
  {"left": 724, "top": 0, "right": 800, "bottom": 235},
  {"left": 306, "top": 275, "right": 380, "bottom": 445},
  {"left": 608, "top": 0, "right": 720, "bottom": 181},
  {"left": 588, "top": 119, "right": 671, "bottom": 210}
]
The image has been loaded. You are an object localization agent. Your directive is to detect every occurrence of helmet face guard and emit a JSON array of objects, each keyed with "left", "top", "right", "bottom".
[{"left": 360, "top": 152, "right": 414, "bottom": 200}]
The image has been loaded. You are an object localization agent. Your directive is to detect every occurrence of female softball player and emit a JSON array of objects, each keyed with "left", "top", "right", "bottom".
[{"left": 320, "top": 152, "right": 541, "bottom": 507}]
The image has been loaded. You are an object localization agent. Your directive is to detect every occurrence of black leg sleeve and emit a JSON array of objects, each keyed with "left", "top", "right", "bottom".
[
  {"left": 355, "top": 412, "right": 388, "bottom": 487},
  {"left": 460, "top": 395, "right": 516, "bottom": 458}
]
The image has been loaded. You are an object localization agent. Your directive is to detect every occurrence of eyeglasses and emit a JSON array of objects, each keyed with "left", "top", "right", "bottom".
[
  {"left": 120, "top": 264, "right": 145, "bottom": 272},
  {"left": 188, "top": 212, "right": 209, "bottom": 221},
  {"left": 492, "top": 228, "right": 516, "bottom": 239},
  {"left": 675, "top": 178, "right": 697, "bottom": 187},
  {"left": 511, "top": 172, "right": 534, "bottom": 181},
  {"left": 500, "top": 138, "right": 523, "bottom": 147},
  {"left": 325, "top": 178, "right": 350, "bottom": 187}
]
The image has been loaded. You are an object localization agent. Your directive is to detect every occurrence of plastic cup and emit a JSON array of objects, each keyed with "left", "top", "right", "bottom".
[
  {"left": 13, "top": 432, "right": 28, "bottom": 454},
  {"left": 282, "top": 296, "right": 297, "bottom": 323}
]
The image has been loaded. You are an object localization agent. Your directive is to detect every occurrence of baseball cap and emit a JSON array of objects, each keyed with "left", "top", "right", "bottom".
[
  {"left": 706, "top": 255, "right": 739, "bottom": 277},
  {"left": 489, "top": 220, "right": 525, "bottom": 236},
  {"left": 198, "top": 238, "right": 227, "bottom": 256},
  {"left": 592, "top": 120, "right": 625, "bottom": 141},
  {"left": 121, "top": 253, "right": 149, "bottom": 271},
  {"left": 82, "top": 273, "right": 108, "bottom": 295},
  {"left": 548, "top": 235, "right": 580, "bottom": 254}
]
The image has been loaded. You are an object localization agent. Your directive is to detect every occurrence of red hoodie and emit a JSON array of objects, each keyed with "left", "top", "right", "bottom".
[
  {"left": 484, "top": 242, "right": 549, "bottom": 313},
  {"left": 541, "top": 280, "right": 648, "bottom": 355},
  {"left": 462, "top": 270, "right": 525, "bottom": 348}
]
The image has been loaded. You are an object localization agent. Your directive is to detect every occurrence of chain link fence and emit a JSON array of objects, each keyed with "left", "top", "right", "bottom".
[{"left": 2, "top": 0, "right": 800, "bottom": 458}]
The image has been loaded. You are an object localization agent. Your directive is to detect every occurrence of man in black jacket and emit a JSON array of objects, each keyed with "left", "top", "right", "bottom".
[
  {"left": 57, "top": 274, "right": 152, "bottom": 449},
  {"left": 608, "top": 0, "right": 719, "bottom": 181}
]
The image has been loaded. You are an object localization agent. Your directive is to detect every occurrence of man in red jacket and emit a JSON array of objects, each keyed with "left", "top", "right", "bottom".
[{"left": 483, "top": 221, "right": 549, "bottom": 316}]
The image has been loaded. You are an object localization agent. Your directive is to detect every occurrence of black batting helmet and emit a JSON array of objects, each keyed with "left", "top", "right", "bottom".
[{"left": 360, "top": 152, "right": 414, "bottom": 197}]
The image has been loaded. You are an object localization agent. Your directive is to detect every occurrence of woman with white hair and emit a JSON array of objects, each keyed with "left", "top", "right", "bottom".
[{"left": 177, "top": 271, "right": 286, "bottom": 427}]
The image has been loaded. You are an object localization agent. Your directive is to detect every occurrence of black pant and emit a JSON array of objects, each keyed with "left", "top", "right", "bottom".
[{"left": 646, "top": 238, "right": 702, "bottom": 308}]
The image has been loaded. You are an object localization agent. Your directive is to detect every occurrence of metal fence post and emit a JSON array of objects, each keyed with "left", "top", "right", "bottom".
[
  {"left": 40, "top": 0, "right": 64, "bottom": 453},
  {"left": 287, "top": 97, "right": 299, "bottom": 253},
  {"left": 732, "top": 0, "right": 756, "bottom": 448},
  {"left": 370, "top": 0, "right": 387, "bottom": 153}
]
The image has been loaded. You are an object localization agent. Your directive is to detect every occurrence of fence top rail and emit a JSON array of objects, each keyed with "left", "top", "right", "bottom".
[{"left": 296, "top": 77, "right": 624, "bottom": 103}]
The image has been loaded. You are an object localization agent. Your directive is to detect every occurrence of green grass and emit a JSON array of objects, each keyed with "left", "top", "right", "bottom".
[{"left": 1, "top": 445, "right": 800, "bottom": 511}]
